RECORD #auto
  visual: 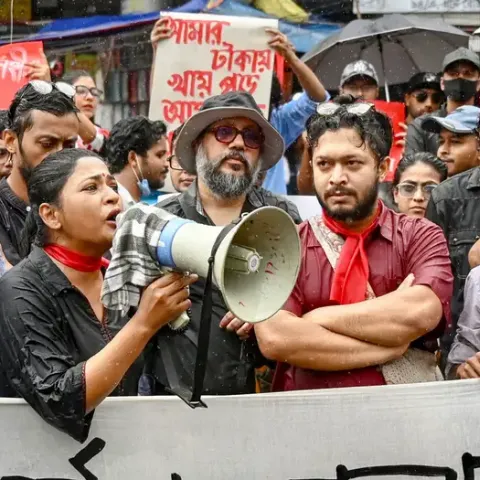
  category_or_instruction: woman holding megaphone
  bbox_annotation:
[0,149,197,442]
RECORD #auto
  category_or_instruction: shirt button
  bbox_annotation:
[26,206,31,212]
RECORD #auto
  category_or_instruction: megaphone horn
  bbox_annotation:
[157,206,301,324]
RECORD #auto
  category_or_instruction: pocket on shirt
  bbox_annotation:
[449,231,479,280]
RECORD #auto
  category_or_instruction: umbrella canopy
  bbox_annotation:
[302,14,470,90]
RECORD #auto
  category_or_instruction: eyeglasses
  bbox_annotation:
[75,85,103,98]
[413,91,443,104]
[168,154,183,171]
[208,125,265,150]
[396,183,438,198]
[0,148,8,159]
[316,102,375,116]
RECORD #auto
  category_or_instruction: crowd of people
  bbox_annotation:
[0,18,478,442]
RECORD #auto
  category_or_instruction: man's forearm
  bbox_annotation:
[255,311,407,371]
[287,55,327,102]
[305,286,442,348]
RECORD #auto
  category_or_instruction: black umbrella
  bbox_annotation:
[302,14,470,99]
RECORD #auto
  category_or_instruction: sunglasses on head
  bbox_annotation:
[208,125,265,150]
[9,81,76,124]
[413,91,443,104]
[316,102,375,116]
[75,85,103,98]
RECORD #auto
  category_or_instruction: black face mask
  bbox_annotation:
[443,78,478,103]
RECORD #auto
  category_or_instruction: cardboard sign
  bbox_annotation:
[149,12,278,133]
[0,381,480,479]
[374,100,406,182]
[0,41,45,109]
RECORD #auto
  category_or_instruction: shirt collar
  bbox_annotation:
[29,246,73,296]
[466,167,480,190]
[178,180,259,224]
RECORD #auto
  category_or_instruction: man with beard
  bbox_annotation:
[254,95,453,391]
[0,111,13,180]
[150,92,301,397]
[105,116,169,209]
[405,48,480,156]
[0,82,79,266]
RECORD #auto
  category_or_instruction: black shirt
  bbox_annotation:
[0,178,29,266]
[426,167,480,363]
[0,247,143,442]
[152,183,301,396]
[405,105,447,156]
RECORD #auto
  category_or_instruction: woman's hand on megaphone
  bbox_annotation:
[220,312,253,341]
[136,272,198,333]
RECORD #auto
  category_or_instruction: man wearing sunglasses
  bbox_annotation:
[254,95,453,391]
[0,81,79,266]
[406,48,480,156]
[404,73,443,125]
[151,91,301,397]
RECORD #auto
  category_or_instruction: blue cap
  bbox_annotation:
[422,106,480,134]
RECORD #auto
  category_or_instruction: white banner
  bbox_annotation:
[1,381,480,479]
[149,12,278,133]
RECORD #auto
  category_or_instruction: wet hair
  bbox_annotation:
[392,152,448,187]
[61,70,93,86]
[20,149,102,257]
[270,72,283,112]
[0,110,8,134]
[105,116,167,174]
[306,94,393,164]
[8,83,78,141]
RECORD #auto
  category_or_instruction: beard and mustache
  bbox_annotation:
[196,144,261,199]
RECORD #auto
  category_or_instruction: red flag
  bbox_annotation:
[0,41,45,109]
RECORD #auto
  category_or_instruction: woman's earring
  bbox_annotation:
[6,153,13,168]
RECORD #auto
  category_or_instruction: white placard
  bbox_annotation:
[149,12,278,133]
[1,381,480,479]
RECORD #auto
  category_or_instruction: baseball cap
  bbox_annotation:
[340,60,379,87]
[422,105,480,134]
[443,47,480,72]
[406,72,441,93]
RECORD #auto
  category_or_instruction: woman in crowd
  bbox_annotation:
[392,152,448,218]
[62,70,109,154]
[0,149,196,442]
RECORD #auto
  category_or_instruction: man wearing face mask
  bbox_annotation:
[405,48,480,156]
[105,117,169,209]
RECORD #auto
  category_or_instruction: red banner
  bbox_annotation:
[0,41,45,109]
[374,100,406,182]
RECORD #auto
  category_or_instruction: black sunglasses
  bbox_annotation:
[413,91,443,104]
[208,125,265,150]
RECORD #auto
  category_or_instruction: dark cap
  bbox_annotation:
[443,47,480,71]
[406,72,441,93]
[175,92,285,174]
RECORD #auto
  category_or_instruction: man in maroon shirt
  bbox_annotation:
[255,96,453,391]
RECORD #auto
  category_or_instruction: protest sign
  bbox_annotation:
[374,100,406,182]
[0,41,45,109]
[149,12,278,134]
[1,381,479,479]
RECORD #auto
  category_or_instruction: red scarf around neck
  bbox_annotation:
[323,203,382,305]
[44,244,110,272]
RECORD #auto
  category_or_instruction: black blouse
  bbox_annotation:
[0,246,143,442]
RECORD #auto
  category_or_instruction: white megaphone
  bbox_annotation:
[156,206,301,326]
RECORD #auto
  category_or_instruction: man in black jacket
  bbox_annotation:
[405,48,480,156]
[151,92,301,397]
[425,107,480,370]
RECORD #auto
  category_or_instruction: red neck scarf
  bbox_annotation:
[44,244,110,272]
[323,203,382,305]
